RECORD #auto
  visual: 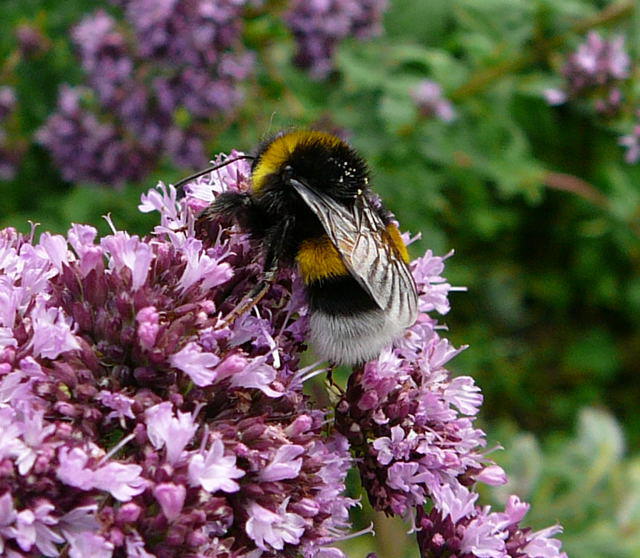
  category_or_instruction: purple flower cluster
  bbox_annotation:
[619,111,640,164]
[411,80,456,122]
[544,31,630,115]
[285,0,388,79]
[416,496,567,557]
[335,249,497,517]
[15,24,49,59]
[36,86,152,184]
[0,86,21,180]
[0,152,567,556]
[334,245,567,556]
[38,2,253,186]
[120,0,254,120]
[0,157,354,556]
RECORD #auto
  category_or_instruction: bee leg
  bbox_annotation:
[202,192,254,225]
[326,362,345,396]
[221,269,277,326]
[326,363,336,386]
[221,217,291,326]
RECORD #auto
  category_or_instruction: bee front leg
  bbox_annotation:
[221,218,292,326]
[221,271,277,326]
[202,192,254,224]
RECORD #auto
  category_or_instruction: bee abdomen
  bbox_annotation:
[306,276,405,365]
[306,275,378,315]
[308,307,405,365]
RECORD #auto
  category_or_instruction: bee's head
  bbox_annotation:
[251,130,369,199]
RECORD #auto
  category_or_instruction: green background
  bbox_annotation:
[1,1,639,555]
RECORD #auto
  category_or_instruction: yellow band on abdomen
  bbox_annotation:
[297,235,348,283]
[297,224,409,284]
[385,223,410,263]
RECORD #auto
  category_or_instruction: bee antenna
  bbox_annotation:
[173,155,255,195]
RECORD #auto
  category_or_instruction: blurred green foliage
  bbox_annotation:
[1,0,639,555]
[489,408,640,558]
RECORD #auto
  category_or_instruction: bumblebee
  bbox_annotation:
[180,130,418,365]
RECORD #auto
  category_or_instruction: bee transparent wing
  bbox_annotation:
[290,179,418,328]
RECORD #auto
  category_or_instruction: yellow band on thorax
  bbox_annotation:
[252,130,343,192]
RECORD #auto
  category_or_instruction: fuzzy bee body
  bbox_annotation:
[199,130,418,365]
